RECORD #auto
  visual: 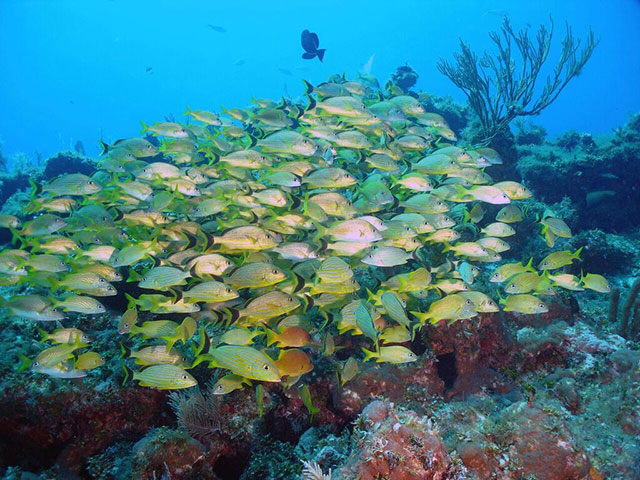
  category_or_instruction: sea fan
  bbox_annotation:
[300,460,332,480]
[168,387,220,441]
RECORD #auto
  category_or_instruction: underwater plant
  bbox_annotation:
[438,17,599,143]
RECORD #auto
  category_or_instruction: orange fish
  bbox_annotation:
[265,326,311,348]
[275,349,313,377]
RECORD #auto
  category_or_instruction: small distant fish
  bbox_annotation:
[207,24,227,33]
[483,9,508,17]
[278,68,293,76]
[361,53,375,75]
[145,67,153,74]
[235,59,246,66]
[301,29,325,62]
[74,140,85,155]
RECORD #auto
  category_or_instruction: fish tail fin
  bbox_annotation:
[17,354,33,373]
[121,363,133,386]
[98,139,110,155]
[119,342,131,360]
[453,185,469,201]
[365,288,378,305]
[193,327,210,357]
[441,242,452,253]
[125,294,138,309]
[462,208,472,224]
[140,120,150,134]
[318,310,333,331]
[524,257,534,270]
[161,335,178,353]
[38,328,49,343]
[311,221,327,245]
[410,310,429,323]
[292,272,306,293]
[573,246,583,261]
[9,227,26,250]
[497,290,506,306]
[128,323,140,337]
[184,105,191,116]
[361,347,377,362]
[301,293,314,312]
[29,178,43,201]
[316,49,326,62]
[221,307,240,327]
[302,79,314,95]
[127,269,142,283]
[265,328,278,346]
[191,352,214,369]
[304,91,316,113]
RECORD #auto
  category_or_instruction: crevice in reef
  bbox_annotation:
[436,352,458,390]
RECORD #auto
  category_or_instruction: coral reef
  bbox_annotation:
[517,113,640,234]
[0,68,638,480]
[0,150,96,214]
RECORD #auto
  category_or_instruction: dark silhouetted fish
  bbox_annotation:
[301,29,325,62]
[146,67,153,74]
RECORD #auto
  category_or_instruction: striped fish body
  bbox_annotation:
[213,226,278,251]
[133,365,197,389]
[183,281,238,303]
[381,291,411,327]
[131,345,188,367]
[210,345,281,382]
[226,262,287,289]
[138,266,190,290]
[316,257,353,283]
[239,291,301,323]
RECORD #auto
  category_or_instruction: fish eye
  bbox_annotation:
[142,277,147,282]
[182,375,188,380]
[82,334,88,340]
[465,299,472,305]
[226,288,233,293]
[33,361,39,367]
[107,286,115,292]
[510,284,516,289]
[539,303,545,308]
[226,261,233,265]
[99,278,105,283]
[263,364,270,370]
[216,384,223,390]
[272,269,278,274]
[123,323,129,328]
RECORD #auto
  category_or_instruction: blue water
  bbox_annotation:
[1,0,639,160]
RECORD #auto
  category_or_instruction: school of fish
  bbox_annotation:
[0,74,610,392]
